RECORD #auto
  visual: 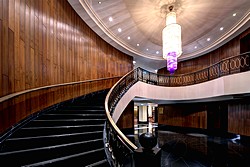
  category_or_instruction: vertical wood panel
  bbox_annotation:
[0,0,3,20]
[2,17,8,97]
[34,2,39,87]
[2,0,9,96]
[8,29,14,93]
[14,0,20,92]
[19,39,25,91]
[19,0,25,41]
[0,0,2,99]
[8,0,15,31]
[0,20,2,94]
[228,100,250,136]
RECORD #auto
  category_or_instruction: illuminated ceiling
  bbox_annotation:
[68,0,250,72]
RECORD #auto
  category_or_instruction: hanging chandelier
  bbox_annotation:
[162,6,182,74]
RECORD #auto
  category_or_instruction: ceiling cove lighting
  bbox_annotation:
[162,6,182,74]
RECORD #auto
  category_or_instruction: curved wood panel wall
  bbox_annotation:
[0,0,132,134]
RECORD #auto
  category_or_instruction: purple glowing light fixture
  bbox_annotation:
[162,6,182,74]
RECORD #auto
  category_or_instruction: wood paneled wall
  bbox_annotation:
[158,100,250,137]
[117,101,134,129]
[228,100,250,136]
[0,0,133,97]
[0,0,133,134]
[158,27,250,75]
[158,104,207,129]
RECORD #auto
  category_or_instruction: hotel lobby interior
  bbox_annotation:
[0,0,250,166]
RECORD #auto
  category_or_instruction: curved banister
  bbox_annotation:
[0,76,122,103]
[104,52,250,166]
[196,52,250,74]
[105,70,138,150]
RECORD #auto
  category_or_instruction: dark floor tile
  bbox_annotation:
[131,123,250,167]
[170,158,189,167]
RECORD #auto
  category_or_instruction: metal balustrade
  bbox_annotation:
[104,52,250,167]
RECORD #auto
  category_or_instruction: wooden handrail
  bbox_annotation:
[105,70,138,150]
[0,76,122,103]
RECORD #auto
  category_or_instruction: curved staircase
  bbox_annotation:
[0,90,110,167]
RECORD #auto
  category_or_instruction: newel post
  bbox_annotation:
[134,133,161,167]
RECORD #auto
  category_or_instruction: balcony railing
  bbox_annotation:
[104,52,250,167]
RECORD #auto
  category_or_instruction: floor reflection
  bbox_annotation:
[125,123,250,167]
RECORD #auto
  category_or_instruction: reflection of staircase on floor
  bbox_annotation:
[0,90,110,167]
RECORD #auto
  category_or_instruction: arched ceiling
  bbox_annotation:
[68,0,250,72]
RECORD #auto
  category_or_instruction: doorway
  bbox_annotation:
[207,102,228,136]
[134,104,158,124]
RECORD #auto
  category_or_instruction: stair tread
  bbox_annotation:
[85,159,110,167]
[2,132,104,152]
[23,120,106,127]
[7,131,103,141]
[0,138,103,155]
[22,148,106,167]
[23,124,104,129]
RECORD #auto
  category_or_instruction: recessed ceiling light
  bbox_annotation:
[118,28,122,32]
[98,1,101,4]
[220,27,224,31]
[137,43,140,46]
[133,61,136,64]
[233,13,237,17]
[207,38,210,41]
[127,36,131,40]
[109,17,113,22]
[194,46,197,49]
[156,51,159,54]
[146,48,149,51]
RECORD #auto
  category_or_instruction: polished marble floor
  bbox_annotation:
[125,123,250,167]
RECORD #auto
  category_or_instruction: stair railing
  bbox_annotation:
[104,52,250,167]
